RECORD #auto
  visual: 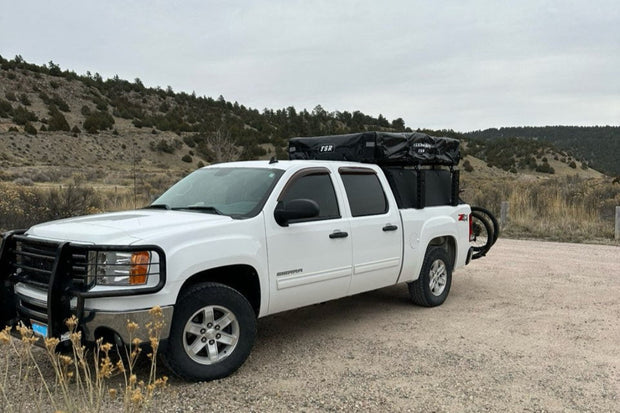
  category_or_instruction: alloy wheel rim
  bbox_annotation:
[183,305,240,365]
[428,259,447,296]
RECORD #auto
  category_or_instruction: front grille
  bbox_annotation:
[10,237,90,289]
[13,238,59,287]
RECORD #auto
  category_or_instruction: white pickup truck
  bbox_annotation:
[0,133,475,381]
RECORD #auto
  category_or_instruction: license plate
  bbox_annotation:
[31,321,48,338]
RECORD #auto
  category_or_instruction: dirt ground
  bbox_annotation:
[3,239,618,412]
[146,238,618,412]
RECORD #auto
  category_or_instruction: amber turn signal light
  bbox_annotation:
[130,251,150,285]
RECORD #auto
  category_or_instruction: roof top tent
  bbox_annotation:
[288,131,462,209]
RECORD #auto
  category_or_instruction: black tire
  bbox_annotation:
[470,206,499,245]
[470,211,493,259]
[161,282,256,381]
[408,247,452,307]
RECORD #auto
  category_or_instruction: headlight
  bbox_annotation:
[87,250,154,286]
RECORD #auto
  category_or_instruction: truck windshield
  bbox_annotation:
[150,167,284,218]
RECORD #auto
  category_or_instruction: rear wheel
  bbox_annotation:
[161,282,256,381]
[408,247,452,307]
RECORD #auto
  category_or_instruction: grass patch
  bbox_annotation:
[462,175,620,243]
[0,307,168,412]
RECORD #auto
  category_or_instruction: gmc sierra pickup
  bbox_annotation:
[0,132,476,381]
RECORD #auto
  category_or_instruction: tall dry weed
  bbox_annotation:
[0,308,168,413]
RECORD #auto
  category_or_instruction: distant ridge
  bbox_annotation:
[465,126,620,176]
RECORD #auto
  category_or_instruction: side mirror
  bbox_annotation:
[274,199,320,227]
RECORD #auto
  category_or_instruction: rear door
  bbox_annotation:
[338,167,403,295]
[265,167,353,314]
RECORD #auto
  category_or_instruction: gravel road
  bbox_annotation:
[3,239,619,412]
[154,239,619,412]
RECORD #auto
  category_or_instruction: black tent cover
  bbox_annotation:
[288,131,460,166]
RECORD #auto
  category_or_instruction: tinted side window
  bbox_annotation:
[341,173,388,217]
[281,173,340,221]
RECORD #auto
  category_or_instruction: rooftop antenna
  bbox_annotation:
[269,156,278,164]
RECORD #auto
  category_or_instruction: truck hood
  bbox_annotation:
[26,209,232,245]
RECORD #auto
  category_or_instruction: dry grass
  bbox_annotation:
[0,307,167,413]
[0,181,153,231]
[2,170,619,244]
[462,175,620,243]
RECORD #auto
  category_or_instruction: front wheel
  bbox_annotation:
[161,282,256,381]
[408,247,452,307]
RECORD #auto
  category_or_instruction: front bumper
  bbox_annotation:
[1,230,169,345]
[81,306,173,343]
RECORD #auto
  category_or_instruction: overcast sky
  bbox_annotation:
[1,0,618,131]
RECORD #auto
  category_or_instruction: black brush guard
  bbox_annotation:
[0,231,166,341]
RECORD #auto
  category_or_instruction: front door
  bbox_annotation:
[265,168,352,314]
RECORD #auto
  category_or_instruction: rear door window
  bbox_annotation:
[340,170,388,217]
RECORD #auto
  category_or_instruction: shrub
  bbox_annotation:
[5,91,16,101]
[181,154,192,163]
[535,161,555,174]
[47,105,70,131]
[239,144,267,160]
[150,138,181,154]
[12,105,38,125]
[13,177,34,186]
[183,135,196,147]
[24,122,37,135]
[569,161,577,169]
[0,98,12,117]
[197,161,205,168]
[462,159,474,172]
[81,105,91,116]
[51,94,70,112]
[93,97,108,110]
[83,110,115,133]
[71,125,81,134]
[19,93,31,106]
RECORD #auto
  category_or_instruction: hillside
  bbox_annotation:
[0,55,408,158]
[0,55,614,180]
[465,126,620,176]
[1,55,619,243]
